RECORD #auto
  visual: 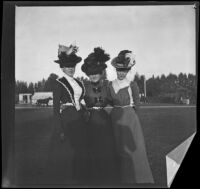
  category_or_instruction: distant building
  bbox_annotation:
[139,93,147,103]
[18,93,32,104]
[180,97,190,105]
[31,92,53,106]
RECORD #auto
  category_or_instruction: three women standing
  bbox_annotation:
[50,43,154,185]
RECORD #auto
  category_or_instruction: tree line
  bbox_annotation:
[15,73,59,95]
[134,72,197,104]
[15,72,197,104]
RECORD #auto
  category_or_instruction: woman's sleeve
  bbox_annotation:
[105,81,114,106]
[131,81,140,112]
[82,82,91,107]
[53,80,63,133]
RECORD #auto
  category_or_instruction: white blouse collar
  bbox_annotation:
[112,78,131,94]
[63,73,74,81]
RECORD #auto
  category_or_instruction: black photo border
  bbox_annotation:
[1,1,199,188]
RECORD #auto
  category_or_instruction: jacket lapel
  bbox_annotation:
[56,77,75,104]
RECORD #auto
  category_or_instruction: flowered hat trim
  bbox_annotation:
[54,43,82,67]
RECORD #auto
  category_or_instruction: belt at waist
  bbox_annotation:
[88,106,104,110]
[114,104,135,108]
[60,103,75,113]
[61,102,74,106]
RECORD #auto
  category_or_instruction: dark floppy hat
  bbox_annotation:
[111,50,136,69]
[81,47,110,76]
[54,44,82,67]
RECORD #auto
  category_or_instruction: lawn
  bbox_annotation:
[13,106,196,187]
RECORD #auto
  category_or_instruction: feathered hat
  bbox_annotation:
[54,43,82,68]
[111,50,136,69]
[81,47,110,76]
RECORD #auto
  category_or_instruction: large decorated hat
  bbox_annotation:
[81,47,110,76]
[54,43,82,68]
[111,50,136,69]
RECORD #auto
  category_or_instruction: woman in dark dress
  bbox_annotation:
[108,50,154,184]
[46,44,88,184]
[81,47,120,184]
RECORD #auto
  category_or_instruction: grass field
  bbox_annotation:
[13,105,196,187]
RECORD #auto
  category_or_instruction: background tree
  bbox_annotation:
[15,72,197,104]
[37,81,43,92]
[134,72,142,93]
[27,82,34,94]
[15,81,28,94]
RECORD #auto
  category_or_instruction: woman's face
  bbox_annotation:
[117,70,129,80]
[62,67,76,77]
[89,74,102,83]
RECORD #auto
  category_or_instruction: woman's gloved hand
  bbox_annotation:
[80,104,91,122]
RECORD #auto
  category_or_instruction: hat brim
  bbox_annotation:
[54,56,82,66]
[81,64,107,76]
[111,57,135,68]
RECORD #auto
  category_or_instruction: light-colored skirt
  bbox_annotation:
[110,106,154,184]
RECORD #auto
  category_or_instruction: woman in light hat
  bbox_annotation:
[81,47,120,184]
[46,43,88,184]
[109,50,154,184]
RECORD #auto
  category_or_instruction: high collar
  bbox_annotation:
[116,78,130,86]
[90,79,103,87]
[63,73,74,81]
[112,77,131,94]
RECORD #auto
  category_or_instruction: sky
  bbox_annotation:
[15,5,196,83]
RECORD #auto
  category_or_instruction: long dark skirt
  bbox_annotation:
[45,107,89,185]
[87,109,120,184]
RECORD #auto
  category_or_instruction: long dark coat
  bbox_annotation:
[46,76,89,184]
[83,80,120,184]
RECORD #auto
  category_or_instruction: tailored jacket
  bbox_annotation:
[53,77,85,133]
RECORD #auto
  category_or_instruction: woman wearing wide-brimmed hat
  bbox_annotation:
[81,47,120,184]
[46,43,88,184]
[109,50,154,184]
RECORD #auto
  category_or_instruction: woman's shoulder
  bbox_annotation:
[52,77,63,92]
[130,80,140,95]
[81,79,91,89]
[54,76,67,85]
[130,80,139,88]
[103,80,114,92]
[54,76,63,83]
[106,79,114,87]
[101,79,111,87]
